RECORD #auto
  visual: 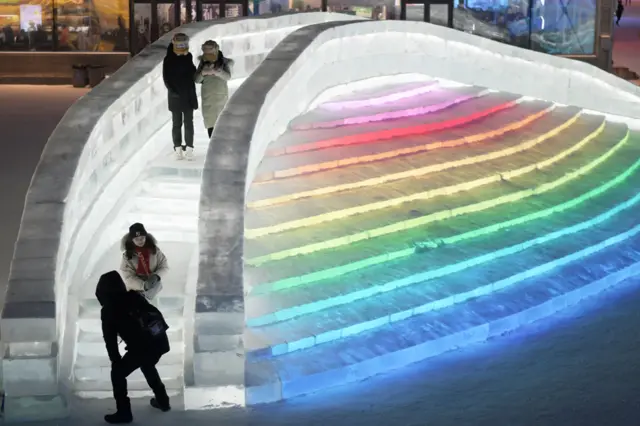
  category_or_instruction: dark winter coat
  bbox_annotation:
[162,43,198,113]
[96,270,170,363]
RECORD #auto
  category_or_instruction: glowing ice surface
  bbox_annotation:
[242,75,640,404]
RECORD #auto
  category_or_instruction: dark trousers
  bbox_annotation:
[111,351,167,408]
[207,127,214,138]
[171,110,194,148]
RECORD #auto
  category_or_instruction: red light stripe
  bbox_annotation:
[265,100,518,157]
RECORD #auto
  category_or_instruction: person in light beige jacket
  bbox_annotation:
[194,40,233,138]
[119,223,168,299]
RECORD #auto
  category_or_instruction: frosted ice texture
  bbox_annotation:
[7,11,640,420]
[208,19,640,404]
[0,12,363,421]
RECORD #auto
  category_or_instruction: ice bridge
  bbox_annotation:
[3,11,640,422]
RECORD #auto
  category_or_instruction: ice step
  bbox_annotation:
[246,200,640,357]
[74,363,183,391]
[148,162,204,180]
[78,315,185,334]
[147,228,197,243]
[245,237,640,404]
[141,179,200,200]
[127,213,197,232]
[76,329,184,358]
[80,296,187,316]
[75,351,184,369]
[132,196,199,216]
[76,388,183,400]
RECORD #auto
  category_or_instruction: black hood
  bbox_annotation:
[96,270,127,306]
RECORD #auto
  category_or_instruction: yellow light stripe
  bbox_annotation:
[248,107,576,208]
[245,119,605,239]
[245,125,627,266]
[252,105,555,184]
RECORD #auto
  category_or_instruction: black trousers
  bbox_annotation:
[171,110,194,148]
[111,351,167,408]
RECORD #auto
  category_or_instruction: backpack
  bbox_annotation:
[128,295,169,339]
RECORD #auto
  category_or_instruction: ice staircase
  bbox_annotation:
[71,106,212,398]
[242,77,640,402]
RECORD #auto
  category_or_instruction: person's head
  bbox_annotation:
[201,40,219,62]
[95,270,127,307]
[122,223,158,259]
[129,222,147,247]
[172,32,189,55]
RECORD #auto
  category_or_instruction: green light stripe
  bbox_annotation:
[248,130,633,293]
[247,128,629,269]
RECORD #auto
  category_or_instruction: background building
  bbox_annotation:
[0,0,613,83]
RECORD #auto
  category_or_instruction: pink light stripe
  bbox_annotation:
[320,81,440,111]
[293,91,488,131]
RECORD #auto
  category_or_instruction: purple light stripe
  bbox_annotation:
[319,81,441,111]
[293,91,489,131]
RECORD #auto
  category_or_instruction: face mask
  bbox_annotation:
[173,41,189,55]
[133,236,146,247]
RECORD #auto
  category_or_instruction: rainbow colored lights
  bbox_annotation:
[243,78,640,403]
[265,98,519,156]
[291,89,491,130]
[319,80,439,111]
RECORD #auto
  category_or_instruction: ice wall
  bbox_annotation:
[0,12,363,423]
[202,19,640,403]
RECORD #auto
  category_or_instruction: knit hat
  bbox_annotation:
[172,33,189,55]
[129,223,147,238]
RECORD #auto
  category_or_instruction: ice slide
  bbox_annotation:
[4,14,640,422]
[207,20,640,404]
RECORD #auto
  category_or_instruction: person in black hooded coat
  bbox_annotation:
[162,32,198,160]
[96,270,171,424]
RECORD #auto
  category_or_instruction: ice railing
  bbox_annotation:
[200,18,640,404]
[0,12,363,421]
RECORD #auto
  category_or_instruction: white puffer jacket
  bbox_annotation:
[119,233,169,292]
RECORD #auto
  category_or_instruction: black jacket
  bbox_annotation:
[162,43,198,113]
[96,271,170,363]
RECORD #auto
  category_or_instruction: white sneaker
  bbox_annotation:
[174,147,183,160]
[185,146,194,161]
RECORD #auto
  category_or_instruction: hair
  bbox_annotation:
[121,232,158,260]
[199,49,226,68]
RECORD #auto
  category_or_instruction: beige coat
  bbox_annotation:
[195,56,233,128]
[119,234,169,292]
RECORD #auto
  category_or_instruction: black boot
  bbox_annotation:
[104,399,133,424]
[150,395,171,412]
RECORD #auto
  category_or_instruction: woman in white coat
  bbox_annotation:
[120,222,168,300]
[194,40,234,138]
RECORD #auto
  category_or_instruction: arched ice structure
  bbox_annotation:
[3,12,640,422]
